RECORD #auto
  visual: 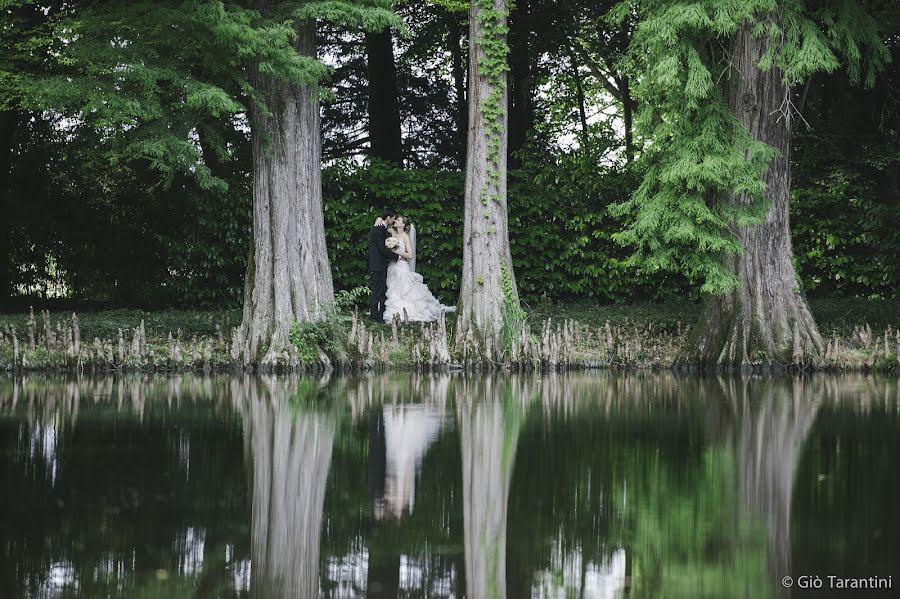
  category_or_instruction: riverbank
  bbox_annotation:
[1,299,898,373]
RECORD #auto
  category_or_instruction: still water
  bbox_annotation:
[1,374,898,598]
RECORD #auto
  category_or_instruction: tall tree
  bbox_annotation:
[507,0,533,168]
[0,111,14,306]
[234,2,398,367]
[613,0,890,367]
[366,27,404,164]
[232,15,335,366]
[449,14,469,167]
[19,0,397,362]
[1,0,54,307]
[455,0,524,359]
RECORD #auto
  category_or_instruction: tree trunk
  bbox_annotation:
[455,0,521,359]
[569,53,590,148]
[620,76,634,163]
[691,21,823,368]
[507,0,532,169]
[365,28,403,165]
[232,19,334,367]
[450,18,469,168]
[0,111,15,307]
[242,380,334,598]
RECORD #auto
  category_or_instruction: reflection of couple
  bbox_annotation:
[367,209,452,324]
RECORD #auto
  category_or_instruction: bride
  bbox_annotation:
[383,216,452,323]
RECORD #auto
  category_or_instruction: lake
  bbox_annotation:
[1,373,897,598]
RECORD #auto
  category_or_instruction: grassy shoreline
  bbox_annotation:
[1,298,898,373]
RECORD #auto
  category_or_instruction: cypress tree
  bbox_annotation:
[612,0,891,367]
[455,0,525,361]
[19,0,398,366]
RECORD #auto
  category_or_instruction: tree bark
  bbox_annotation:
[691,21,823,368]
[0,111,15,307]
[450,17,469,168]
[455,0,521,358]
[507,0,532,169]
[569,52,590,148]
[233,19,334,367]
[619,75,634,163]
[365,28,403,165]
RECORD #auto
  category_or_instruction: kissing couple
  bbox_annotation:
[368,209,454,324]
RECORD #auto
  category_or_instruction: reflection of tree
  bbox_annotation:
[730,378,821,583]
[458,378,524,599]
[240,377,335,599]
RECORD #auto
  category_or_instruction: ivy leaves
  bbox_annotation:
[611,0,891,294]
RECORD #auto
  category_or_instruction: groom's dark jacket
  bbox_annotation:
[368,224,399,271]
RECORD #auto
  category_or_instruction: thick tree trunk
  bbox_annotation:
[450,18,469,168]
[692,22,823,368]
[459,397,520,599]
[507,0,532,169]
[233,19,334,367]
[365,28,403,165]
[0,111,15,307]
[455,0,521,358]
[242,380,334,598]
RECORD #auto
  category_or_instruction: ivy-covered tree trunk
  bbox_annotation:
[366,28,403,165]
[693,22,823,368]
[0,111,15,307]
[455,0,521,360]
[232,19,334,367]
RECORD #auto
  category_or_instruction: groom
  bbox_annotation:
[369,209,400,323]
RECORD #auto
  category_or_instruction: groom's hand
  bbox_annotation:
[374,217,384,227]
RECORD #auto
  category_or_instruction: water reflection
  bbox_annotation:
[375,404,444,520]
[730,379,821,587]
[237,377,335,598]
[1,373,898,598]
[458,378,524,599]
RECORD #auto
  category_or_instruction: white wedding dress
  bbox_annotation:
[383,240,448,323]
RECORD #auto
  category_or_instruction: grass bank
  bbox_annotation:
[1,298,898,373]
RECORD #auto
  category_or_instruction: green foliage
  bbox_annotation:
[288,286,369,363]
[498,260,528,356]
[13,0,401,191]
[334,285,371,311]
[323,159,686,305]
[290,317,341,362]
[612,0,891,294]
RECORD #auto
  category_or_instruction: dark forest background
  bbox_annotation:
[2,0,898,310]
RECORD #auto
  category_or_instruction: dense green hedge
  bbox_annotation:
[323,159,689,306]
[8,157,898,309]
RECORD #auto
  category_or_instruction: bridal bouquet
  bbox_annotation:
[385,237,399,249]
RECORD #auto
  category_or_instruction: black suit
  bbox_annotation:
[369,224,399,322]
